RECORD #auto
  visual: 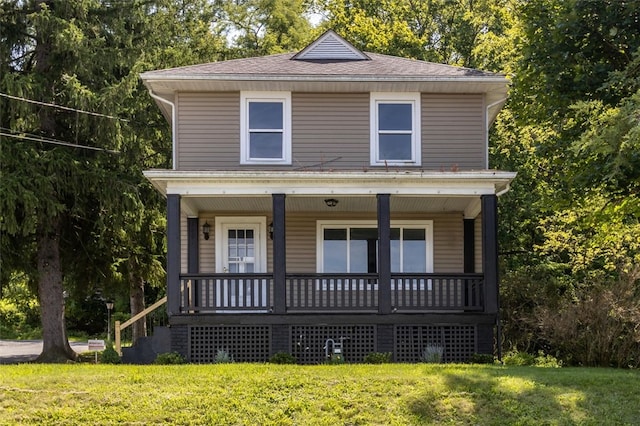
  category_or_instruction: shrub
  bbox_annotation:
[469,353,495,364]
[421,344,443,363]
[100,342,121,364]
[214,349,234,363]
[154,352,186,364]
[503,350,561,368]
[269,352,297,364]
[363,352,392,364]
[0,274,41,339]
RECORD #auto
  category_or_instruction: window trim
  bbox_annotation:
[240,91,292,165]
[316,220,433,273]
[370,92,421,166]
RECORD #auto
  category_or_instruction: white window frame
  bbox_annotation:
[370,92,421,166]
[240,91,292,165]
[316,220,433,273]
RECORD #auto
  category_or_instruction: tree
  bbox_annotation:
[320,0,518,69]
[0,0,225,361]
[491,0,640,362]
[216,0,314,56]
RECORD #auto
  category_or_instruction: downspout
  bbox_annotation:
[485,97,508,170]
[486,97,508,363]
[149,90,177,170]
[496,182,511,197]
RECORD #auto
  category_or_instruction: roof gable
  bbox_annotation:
[292,30,369,61]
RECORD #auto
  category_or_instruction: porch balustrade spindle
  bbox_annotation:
[179,273,482,312]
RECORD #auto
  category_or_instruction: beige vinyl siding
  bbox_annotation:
[177,92,240,170]
[291,93,369,169]
[422,94,485,170]
[475,213,483,273]
[176,92,487,171]
[199,214,216,273]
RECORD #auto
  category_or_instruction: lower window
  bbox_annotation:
[317,220,433,273]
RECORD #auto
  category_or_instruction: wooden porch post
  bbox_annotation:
[272,193,286,314]
[463,218,475,274]
[187,218,199,273]
[377,194,391,314]
[167,194,181,316]
[481,195,498,314]
[187,217,199,307]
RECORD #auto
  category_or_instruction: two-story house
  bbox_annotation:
[141,30,515,363]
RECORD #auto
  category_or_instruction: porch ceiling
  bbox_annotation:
[181,195,479,216]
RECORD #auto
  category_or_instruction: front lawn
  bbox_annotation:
[1,364,638,425]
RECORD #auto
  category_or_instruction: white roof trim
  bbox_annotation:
[292,30,369,61]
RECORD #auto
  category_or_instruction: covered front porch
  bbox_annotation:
[145,170,515,319]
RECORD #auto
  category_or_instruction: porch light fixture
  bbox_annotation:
[268,222,274,240]
[324,198,339,208]
[202,221,210,240]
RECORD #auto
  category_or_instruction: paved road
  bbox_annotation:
[0,340,90,364]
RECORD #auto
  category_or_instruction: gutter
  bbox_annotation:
[485,97,508,169]
[148,90,177,170]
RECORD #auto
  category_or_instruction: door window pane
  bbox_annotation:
[403,228,426,272]
[350,228,377,273]
[323,229,347,273]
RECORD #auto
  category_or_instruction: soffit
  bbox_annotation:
[182,195,476,216]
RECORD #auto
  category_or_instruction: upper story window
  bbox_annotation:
[370,92,421,166]
[240,91,291,164]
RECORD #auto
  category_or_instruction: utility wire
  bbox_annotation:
[0,92,129,122]
[0,129,120,154]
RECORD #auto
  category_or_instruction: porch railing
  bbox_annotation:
[180,273,273,313]
[178,273,484,313]
[286,273,378,312]
[391,274,484,312]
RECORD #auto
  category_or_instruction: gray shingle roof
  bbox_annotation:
[141,52,499,80]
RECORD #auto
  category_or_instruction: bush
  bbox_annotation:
[269,352,297,364]
[214,349,234,363]
[363,352,392,364]
[154,352,186,364]
[503,350,561,368]
[0,274,41,339]
[469,353,495,364]
[100,342,121,364]
[421,344,443,363]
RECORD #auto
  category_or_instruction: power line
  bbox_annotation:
[0,130,120,154]
[0,92,129,122]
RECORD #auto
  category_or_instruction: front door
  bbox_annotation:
[215,217,268,311]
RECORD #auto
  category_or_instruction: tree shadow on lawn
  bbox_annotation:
[404,366,635,425]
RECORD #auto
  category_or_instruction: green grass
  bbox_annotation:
[1,364,639,425]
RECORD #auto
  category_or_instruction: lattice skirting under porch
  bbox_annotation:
[190,325,271,363]
[290,325,376,364]
[394,325,477,363]
[185,324,479,363]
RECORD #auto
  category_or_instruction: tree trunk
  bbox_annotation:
[35,218,77,362]
[129,263,147,344]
